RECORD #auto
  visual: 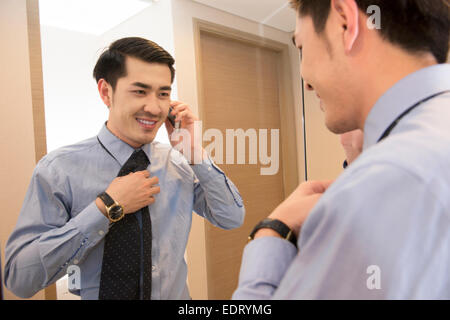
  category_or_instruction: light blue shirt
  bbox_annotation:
[4,124,245,299]
[233,64,450,299]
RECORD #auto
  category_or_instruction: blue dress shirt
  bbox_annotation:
[233,64,450,299]
[4,124,245,299]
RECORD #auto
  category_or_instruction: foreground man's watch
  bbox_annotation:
[248,218,298,248]
[97,192,125,222]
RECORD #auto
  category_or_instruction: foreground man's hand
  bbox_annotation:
[255,180,333,239]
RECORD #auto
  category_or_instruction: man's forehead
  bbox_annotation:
[122,56,171,84]
[125,56,169,72]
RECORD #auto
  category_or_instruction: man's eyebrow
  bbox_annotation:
[131,82,150,89]
[131,82,172,91]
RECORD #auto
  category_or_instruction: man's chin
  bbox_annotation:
[137,125,162,144]
[128,132,157,147]
[325,117,351,135]
[139,135,156,145]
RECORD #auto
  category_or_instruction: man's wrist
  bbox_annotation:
[253,228,284,240]
[249,218,298,248]
[95,197,108,217]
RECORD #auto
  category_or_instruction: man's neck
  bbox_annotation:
[105,121,145,149]
[357,45,437,129]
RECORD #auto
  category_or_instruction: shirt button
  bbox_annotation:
[98,230,105,236]
[208,167,212,172]
[73,259,79,265]
[152,265,156,271]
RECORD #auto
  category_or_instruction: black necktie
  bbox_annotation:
[99,149,152,300]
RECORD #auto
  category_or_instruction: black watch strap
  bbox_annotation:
[97,192,115,207]
[249,218,297,248]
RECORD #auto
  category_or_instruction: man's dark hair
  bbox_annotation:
[93,37,175,89]
[290,0,450,63]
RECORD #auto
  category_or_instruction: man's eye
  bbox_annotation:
[134,90,146,95]
[159,92,170,98]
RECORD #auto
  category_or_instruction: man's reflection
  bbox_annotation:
[3,37,244,300]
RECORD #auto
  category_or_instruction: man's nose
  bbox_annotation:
[143,93,162,115]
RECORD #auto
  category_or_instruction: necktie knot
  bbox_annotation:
[118,149,150,177]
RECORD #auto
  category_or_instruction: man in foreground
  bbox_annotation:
[234,0,450,299]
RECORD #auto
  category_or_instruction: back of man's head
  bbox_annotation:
[290,0,450,63]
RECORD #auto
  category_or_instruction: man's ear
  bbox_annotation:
[331,0,360,54]
[97,79,113,108]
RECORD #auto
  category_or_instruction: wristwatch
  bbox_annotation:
[97,192,124,222]
[248,218,298,248]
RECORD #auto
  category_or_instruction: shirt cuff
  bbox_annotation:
[189,155,221,178]
[71,201,110,245]
[190,156,244,208]
[236,236,297,293]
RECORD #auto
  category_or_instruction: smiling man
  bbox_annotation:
[234,0,450,299]
[4,37,245,300]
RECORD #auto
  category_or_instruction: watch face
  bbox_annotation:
[109,205,124,220]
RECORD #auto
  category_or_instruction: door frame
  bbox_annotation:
[186,18,300,299]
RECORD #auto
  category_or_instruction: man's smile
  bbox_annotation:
[136,118,158,130]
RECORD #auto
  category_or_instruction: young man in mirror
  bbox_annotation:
[4,37,244,300]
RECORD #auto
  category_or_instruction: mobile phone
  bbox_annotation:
[167,107,177,127]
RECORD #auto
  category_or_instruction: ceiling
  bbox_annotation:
[191,0,296,33]
[38,0,296,36]
[39,0,154,36]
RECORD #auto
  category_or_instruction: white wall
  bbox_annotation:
[41,0,177,153]
[41,26,102,151]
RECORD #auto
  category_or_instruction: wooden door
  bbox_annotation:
[198,30,291,299]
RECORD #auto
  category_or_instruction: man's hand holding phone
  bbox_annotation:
[167,106,179,129]
[165,101,206,164]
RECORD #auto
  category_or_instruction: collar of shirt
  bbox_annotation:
[97,123,152,167]
[363,64,450,151]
